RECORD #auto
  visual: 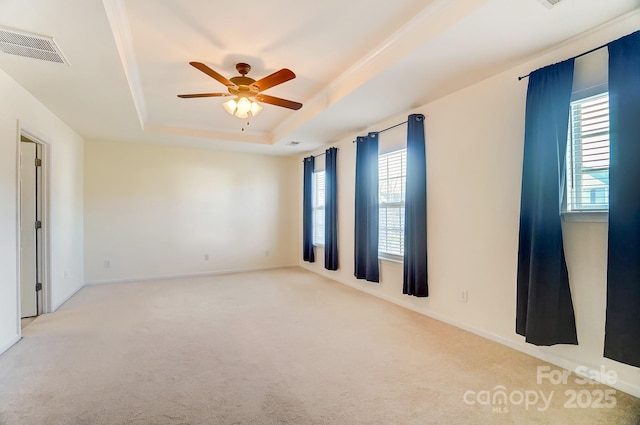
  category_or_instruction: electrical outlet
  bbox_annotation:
[204,254,209,261]
[265,250,270,257]
[64,271,69,279]
[104,260,111,268]
[460,290,468,303]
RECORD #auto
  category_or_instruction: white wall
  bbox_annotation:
[299,16,640,396]
[84,140,299,283]
[0,68,84,355]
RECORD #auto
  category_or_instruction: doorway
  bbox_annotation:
[19,135,46,320]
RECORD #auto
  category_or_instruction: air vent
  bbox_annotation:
[0,27,69,65]
[536,0,564,8]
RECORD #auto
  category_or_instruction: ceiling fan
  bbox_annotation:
[178,62,303,119]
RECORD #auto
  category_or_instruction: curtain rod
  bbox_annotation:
[517,41,609,81]
[351,120,408,143]
[303,147,338,161]
[378,120,408,134]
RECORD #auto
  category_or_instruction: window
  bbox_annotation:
[379,149,406,257]
[313,170,325,245]
[566,92,610,212]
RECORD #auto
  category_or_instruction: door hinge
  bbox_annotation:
[35,158,42,167]
[35,282,42,291]
[35,220,42,229]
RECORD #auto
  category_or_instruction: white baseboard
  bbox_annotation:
[305,266,640,399]
[84,264,298,286]
[52,282,85,311]
[0,335,21,357]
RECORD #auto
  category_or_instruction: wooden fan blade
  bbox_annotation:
[189,62,235,87]
[177,93,231,98]
[251,69,295,91]
[255,94,302,110]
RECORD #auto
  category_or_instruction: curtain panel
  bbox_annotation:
[516,59,578,346]
[403,114,428,297]
[324,147,339,271]
[354,133,380,282]
[604,30,640,367]
[302,156,315,263]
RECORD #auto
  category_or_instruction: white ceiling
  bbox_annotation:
[0,0,638,155]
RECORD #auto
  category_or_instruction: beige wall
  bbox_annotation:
[299,16,640,396]
[84,140,299,283]
[0,68,84,354]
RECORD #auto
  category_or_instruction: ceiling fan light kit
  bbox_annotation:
[178,61,302,121]
[222,96,263,118]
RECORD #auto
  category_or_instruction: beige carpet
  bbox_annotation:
[0,267,638,425]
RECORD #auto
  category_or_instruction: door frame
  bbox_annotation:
[16,126,51,332]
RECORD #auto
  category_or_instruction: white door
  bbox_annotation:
[20,141,38,318]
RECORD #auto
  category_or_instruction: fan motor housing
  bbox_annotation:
[229,76,259,97]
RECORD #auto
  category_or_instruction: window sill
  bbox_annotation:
[379,253,403,264]
[562,211,608,223]
[313,243,325,248]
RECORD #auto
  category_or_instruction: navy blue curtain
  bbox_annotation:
[403,114,428,297]
[302,156,315,263]
[604,30,640,367]
[516,59,578,346]
[325,147,339,271]
[354,133,379,282]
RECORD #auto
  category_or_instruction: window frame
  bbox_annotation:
[562,90,609,223]
[378,148,407,261]
[312,169,325,246]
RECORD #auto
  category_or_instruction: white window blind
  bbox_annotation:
[313,170,325,245]
[566,92,610,212]
[379,149,406,257]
